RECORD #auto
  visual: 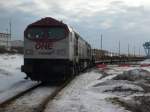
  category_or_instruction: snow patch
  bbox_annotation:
[140,59,150,64]
[88,68,150,112]
[0,54,35,94]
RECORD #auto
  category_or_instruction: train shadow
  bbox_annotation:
[40,81,65,87]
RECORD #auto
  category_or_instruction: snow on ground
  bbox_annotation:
[44,69,131,112]
[140,59,150,64]
[0,54,35,94]
[45,60,150,112]
[1,56,150,112]
[89,66,150,112]
[0,86,58,112]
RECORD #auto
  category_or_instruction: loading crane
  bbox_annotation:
[143,42,150,58]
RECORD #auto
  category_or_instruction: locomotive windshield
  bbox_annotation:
[26,28,44,39]
[26,27,66,40]
[47,27,66,39]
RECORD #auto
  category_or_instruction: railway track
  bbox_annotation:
[0,80,40,106]
[0,77,73,112]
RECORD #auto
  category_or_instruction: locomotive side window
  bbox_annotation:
[47,27,65,39]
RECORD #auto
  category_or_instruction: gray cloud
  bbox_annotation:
[0,0,149,55]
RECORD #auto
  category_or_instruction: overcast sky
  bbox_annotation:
[0,0,150,55]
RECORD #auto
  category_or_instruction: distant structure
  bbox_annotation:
[10,40,23,47]
[0,32,23,49]
[10,40,24,53]
[0,33,11,48]
[92,49,109,61]
[143,42,150,58]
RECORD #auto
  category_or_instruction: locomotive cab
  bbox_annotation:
[22,18,71,81]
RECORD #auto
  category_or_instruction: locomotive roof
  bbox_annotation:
[27,17,67,27]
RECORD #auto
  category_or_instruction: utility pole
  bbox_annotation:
[128,43,130,56]
[139,47,140,56]
[100,34,102,50]
[7,19,12,49]
[133,46,135,57]
[9,19,11,45]
[6,29,8,48]
[119,40,120,56]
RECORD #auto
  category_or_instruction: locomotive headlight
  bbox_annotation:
[25,49,33,55]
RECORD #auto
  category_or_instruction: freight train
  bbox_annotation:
[92,49,145,64]
[21,17,145,82]
[21,17,92,82]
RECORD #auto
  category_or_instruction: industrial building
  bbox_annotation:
[0,33,11,48]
